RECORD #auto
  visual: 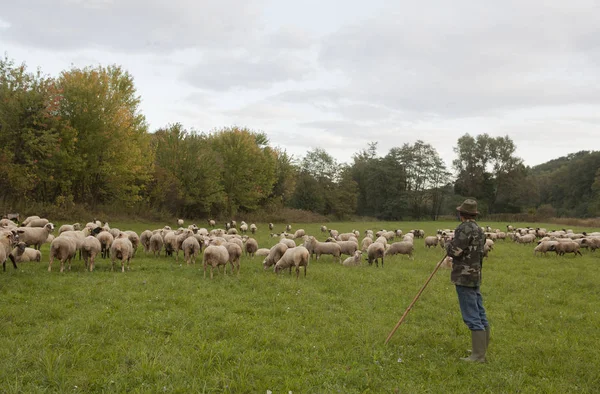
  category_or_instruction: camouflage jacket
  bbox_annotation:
[446,220,485,287]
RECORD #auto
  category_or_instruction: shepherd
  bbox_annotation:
[447,198,490,363]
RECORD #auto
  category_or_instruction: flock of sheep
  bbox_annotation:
[0,216,597,278]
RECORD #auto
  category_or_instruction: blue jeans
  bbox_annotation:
[456,285,489,331]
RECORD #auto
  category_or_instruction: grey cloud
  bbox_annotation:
[0,0,266,52]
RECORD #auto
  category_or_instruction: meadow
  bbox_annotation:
[0,220,599,393]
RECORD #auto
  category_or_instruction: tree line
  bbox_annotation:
[1,56,598,220]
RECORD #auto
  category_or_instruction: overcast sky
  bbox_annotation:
[1,0,599,170]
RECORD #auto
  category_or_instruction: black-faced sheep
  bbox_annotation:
[274,246,309,278]
[203,245,230,279]
[11,242,41,263]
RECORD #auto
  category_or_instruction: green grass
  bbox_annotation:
[1,220,599,393]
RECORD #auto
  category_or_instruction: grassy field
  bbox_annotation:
[1,220,599,393]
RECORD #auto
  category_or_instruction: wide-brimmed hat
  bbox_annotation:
[456,199,479,215]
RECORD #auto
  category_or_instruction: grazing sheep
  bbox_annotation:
[239,223,248,233]
[203,245,230,279]
[263,243,289,269]
[140,230,153,253]
[244,237,259,257]
[123,231,140,257]
[26,218,50,228]
[320,225,327,233]
[16,223,54,250]
[182,236,201,265]
[361,237,373,251]
[109,228,121,240]
[384,241,414,259]
[110,237,134,272]
[48,236,77,273]
[303,236,341,263]
[367,242,385,267]
[58,223,81,234]
[255,248,270,257]
[175,229,194,262]
[274,246,310,278]
[331,240,359,256]
[286,224,292,232]
[424,236,439,248]
[375,236,387,246]
[548,241,582,256]
[250,224,257,234]
[11,242,42,263]
[342,250,363,267]
[293,229,306,239]
[81,236,102,271]
[163,231,177,257]
[279,238,296,249]
[224,242,242,274]
[96,231,114,259]
[177,218,184,227]
[269,223,274,230]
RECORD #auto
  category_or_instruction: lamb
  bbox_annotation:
[182,236,201,265]
[303,236,341,263]
[534,241,559,256]
[224,242,242,275]
[11,242,42,263]
[244,237,259,257]
[149,232,164,257]
[140,230,153,253]
[342,250,363,267]
[58,223,81,234]
[110,237,134,272]
[293,229,306,239]
[48,236,77,273]
[0,231,18,271]
[384,241,414,259]
[81,236,102,271]
[255,248,270,257]
[263,243,289,269]
[424,236,439,248]
[548,241,582,256]
[16,223,54,250]
[367,242,385,267]
[274,246,309,278]
[203,245,230,279]
[96,230,114,259]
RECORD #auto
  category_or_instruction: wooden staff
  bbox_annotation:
[384,254,447,345]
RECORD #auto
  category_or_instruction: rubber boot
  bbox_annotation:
[485,326,491,350]
[461,330,487,363]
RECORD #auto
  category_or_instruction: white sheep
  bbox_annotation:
[182,236,201,265]
[293,229,306,239]
[149,232,164,257]
[384,241,414,259]
[320,225,327,233]
[263,243,288,269]
[224,242,242,275]
[0,231,18,271]
[21,215,41,227]
[342,250,363,267]
[140,230,153,253]
[329,240,358,256]
[367,242,385,267]
[48,236,77,272]
[303,236,341,263]
[177,218,184,227]
[548,241,582,256]
[286,224,292,232]
[96,230,114,259]
[244,237,259,257]
[203,245,230,279]
[110,237,134,272]
[58,223,81,234]
[279,238,296,249]
[11,242,42,263]
[274,246,310,278]
[208,219,216,228]
[82,236,102,271]
[250,223,257,234]
[269,223,274,230]
[255,248,270,257]
[534,241,559,256]
[16,223,54,250]
[240,223,248,233]
[424,236,439,248]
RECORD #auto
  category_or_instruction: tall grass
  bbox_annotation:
[0,220,598,392]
